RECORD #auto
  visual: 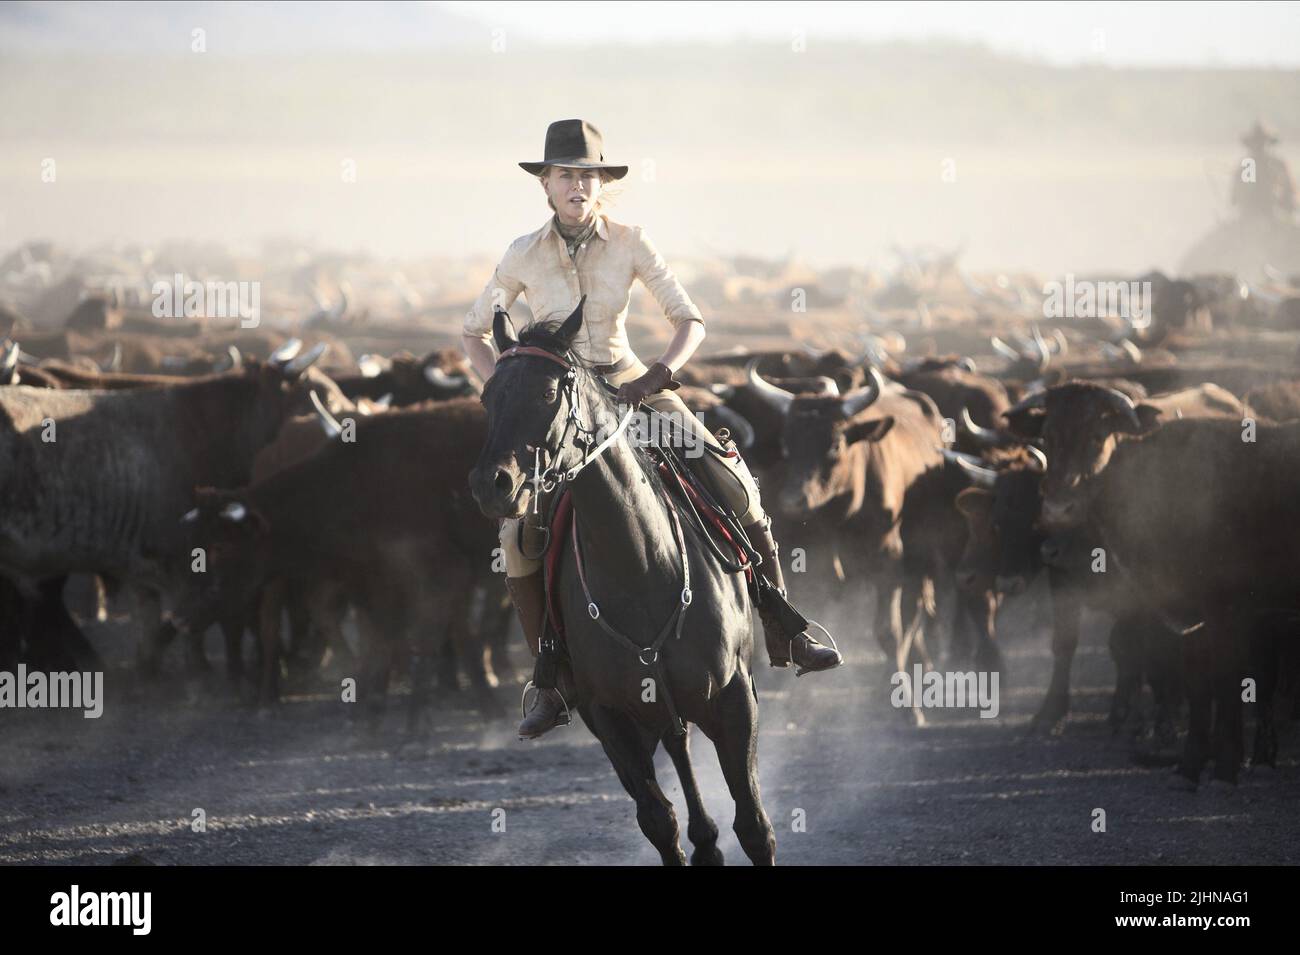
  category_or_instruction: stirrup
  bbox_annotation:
[793,619,842,677]
[520,680,572,727]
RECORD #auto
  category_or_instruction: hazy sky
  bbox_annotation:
[2,1,1297,274]
[439,0,1300,67]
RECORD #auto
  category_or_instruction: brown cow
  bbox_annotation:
[1015,382,1294,784]
[173,399,499,727]
[748,363,954,720]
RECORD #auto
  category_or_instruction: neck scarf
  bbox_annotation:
[554,213,599,260]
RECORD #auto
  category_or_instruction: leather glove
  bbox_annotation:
[616,361,679,406]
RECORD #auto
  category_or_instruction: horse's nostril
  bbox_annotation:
[493,469,514,494]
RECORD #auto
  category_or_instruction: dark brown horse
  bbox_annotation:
[469,299,775,865]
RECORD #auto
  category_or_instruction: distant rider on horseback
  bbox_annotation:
[462,119,842,739]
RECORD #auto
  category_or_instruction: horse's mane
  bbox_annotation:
[517,318,669,494]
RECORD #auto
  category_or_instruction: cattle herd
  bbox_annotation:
[3,255,1300,860]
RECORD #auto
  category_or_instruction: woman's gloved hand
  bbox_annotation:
[616,361,680,406]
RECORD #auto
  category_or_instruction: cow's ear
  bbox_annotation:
[844,415,894,445]
[1124,403,1162,435]
[955,487,993,519]
[493,309,518,354]
[1004,407,1044,439]
[554,295,586,350]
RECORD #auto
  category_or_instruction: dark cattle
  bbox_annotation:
[0,343,326,673]
[1246,378,1300,422]
[894,356,1010,454]
[331,349,479,406]
[989,384,1245,733]
[173,400,498,725]
[1024,382,1293,784]
[951,444,1180,739]
[220,391,510,709]
[1014,382,1245,530]
[748,362,952,718]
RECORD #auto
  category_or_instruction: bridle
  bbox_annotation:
[494,344,637,492]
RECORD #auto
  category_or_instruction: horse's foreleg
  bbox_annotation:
[706,671,776,866]
[662,726,723,866]
[589,705,686,866]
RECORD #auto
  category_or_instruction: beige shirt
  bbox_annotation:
[463,212,704,365]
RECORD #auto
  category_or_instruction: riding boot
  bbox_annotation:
[505,571,570,738]
[743,518,843,675]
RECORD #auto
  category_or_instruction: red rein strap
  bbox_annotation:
[657,462,754,583]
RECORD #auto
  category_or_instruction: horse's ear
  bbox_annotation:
[493,308,518,354]
[554,295,586,350]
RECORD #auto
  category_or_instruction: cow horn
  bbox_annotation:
[710,406,755,451]
[284,342,329,375]
[1246,281,1283,306]
[2,341,19,383]
[942,449,998,488]
[358,354,386,377]
[841,365,884,417]
[814,375,841,397]
[180,507,200,523]
[960,407,1002,447]
[746,358,794,415]
[373,393,393,410]
[1003,390,1047,417]
[331,290,348,320]
[1103,387,1142,430]
[219,501,247,523]
[991,336,1021,362]
[1052,328,1069,356]
[958,357,977,373]
[424,365,468,390]
[101,342,122,373]
[1032,323,1051,360]
[709,383,735,400]
[214,345,242,373]
[269,338,303,365]
[1026,445,1048,473]
[309,389,344,439]
[1119,338,1142,364]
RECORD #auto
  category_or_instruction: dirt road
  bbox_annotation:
[2,580,1297,866]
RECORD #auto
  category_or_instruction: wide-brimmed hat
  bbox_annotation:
[519,119,628,180]
[1241,120,1279,147]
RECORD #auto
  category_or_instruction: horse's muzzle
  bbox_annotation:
[470,463,530,519]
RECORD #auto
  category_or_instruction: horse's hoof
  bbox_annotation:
[690,845,725,866]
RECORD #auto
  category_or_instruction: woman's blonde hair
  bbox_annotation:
[540,166,622,214]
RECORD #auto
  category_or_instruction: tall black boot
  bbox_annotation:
[744,518,843,675]
[505,571,570,738]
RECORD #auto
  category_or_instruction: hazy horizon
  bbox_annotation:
[3,2,1298,275]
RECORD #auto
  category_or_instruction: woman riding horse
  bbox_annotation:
[462,119,841,739]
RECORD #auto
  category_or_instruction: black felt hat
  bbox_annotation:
[519,119,628,180]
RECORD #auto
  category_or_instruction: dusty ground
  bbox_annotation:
[2,575,1297,867]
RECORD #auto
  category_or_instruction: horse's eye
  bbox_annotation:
[544,388,558,403]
